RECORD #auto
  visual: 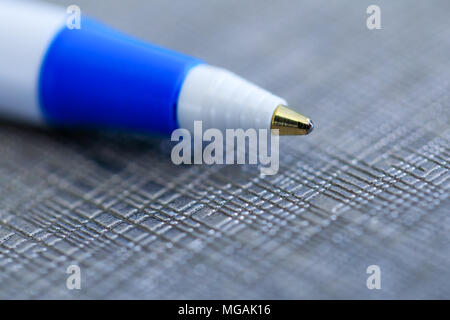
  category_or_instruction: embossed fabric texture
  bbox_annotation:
[0,0,449,298]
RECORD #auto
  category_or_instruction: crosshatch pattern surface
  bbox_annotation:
[0,0,449,298]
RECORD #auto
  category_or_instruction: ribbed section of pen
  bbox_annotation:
[177,65,286,132]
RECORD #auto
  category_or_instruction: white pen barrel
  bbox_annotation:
[0,0,65,123]
[177,65,287,132]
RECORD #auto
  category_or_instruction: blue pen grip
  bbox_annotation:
[39,17,202,135]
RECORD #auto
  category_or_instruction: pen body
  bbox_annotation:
[0,1,287,135]
[1,1,201,135]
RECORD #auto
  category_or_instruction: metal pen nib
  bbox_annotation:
[270,104,314,135]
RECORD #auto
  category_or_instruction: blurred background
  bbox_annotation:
[0,0,449,298]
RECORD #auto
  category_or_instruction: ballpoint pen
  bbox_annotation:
[0,0,314,136]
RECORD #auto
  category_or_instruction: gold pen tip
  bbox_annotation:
[270,104,314,135]
[306,120,314,134]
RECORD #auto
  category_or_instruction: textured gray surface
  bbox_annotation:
[0,0,449,299]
